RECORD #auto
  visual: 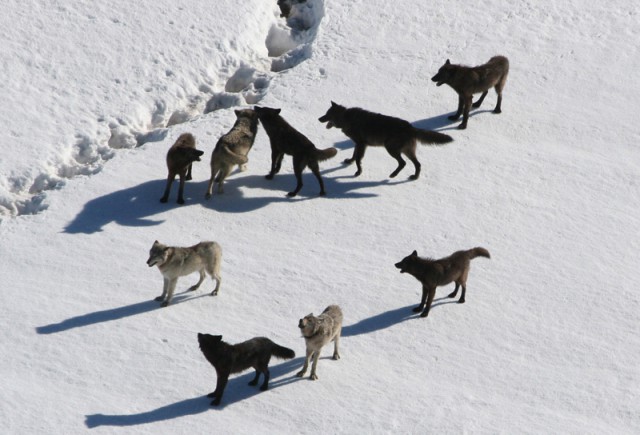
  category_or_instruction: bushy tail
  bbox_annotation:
[414,128,453,145]
[271,343,295,360]
[222,145,249,165]
[316,147,338,162]
[468,247,491,259]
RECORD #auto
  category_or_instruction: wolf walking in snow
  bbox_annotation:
[160,133,204,204]
[206,109,259,198]
[318,102,453,179]
[297,304,343,380]
[395,247,490,318]
[146,240,222,307]
[255,106,337,197]
[197,333,295,406]
[431,55,509,129]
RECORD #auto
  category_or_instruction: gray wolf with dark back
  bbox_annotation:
[431,55,509,129]
[197,333,295,406]
[254,106,337,197]
[146,240,222,307]
[160,133,204,204]
[318,102,453,179]
[297,304,343,380]
[206,109,259,199]
[395,247,490,318]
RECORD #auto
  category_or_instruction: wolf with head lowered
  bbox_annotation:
[431,55,509,129]
[395,247,490,318]
[318,102,453,179]
[197,333,295,406]
[255,106,337,197]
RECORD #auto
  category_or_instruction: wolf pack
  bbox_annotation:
[147,54,508,406]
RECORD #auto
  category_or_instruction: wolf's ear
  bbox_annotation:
[275,108,281,114]
[445,59,450,65]
[411,250,418,256]
[235,109,241,116]
[214,335,222,341]
[331,101,337,106]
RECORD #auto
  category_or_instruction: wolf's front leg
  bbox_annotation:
[161,279,178,307]
[296,348,313,377]
[155,277,169,302]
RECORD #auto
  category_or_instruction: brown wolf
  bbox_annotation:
[160,133,204,204]
[297,304,343,380]
[431,56,509,129]
[205,109,259,198]
[197,333,295,406]
[255,106,337,197]
[394,247,490,318]
[318,102,453,179]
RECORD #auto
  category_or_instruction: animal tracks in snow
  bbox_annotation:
[3,0,324,217]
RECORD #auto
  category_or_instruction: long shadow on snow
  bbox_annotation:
[35,292,207,334]
[63,179,171,234]
[64,169,391,233]
[342,297,459,337]
[84,358,304,427]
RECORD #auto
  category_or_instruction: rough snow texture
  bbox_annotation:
[1,0,639,434]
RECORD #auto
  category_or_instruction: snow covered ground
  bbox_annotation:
[1,0,639,433]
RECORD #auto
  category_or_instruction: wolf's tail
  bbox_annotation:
[414,128,453,145]
[222,145,249,165]
[271,343,295,360]
[468,247,491,260]
[316,147,338,162]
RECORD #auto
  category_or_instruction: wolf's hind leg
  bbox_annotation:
[472,91,488,108]
[188,270,205,292]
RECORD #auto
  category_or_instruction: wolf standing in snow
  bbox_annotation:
[431,55,509,129]
[197,333,295,406]
[395,247,490,318]
[254,106,337,197]
[205,109,259,198]
[160,133,204,204]
[297,304,343,380]
[146,240,222,307]
[318,102,453,179]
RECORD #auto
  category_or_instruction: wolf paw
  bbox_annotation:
[343,158,354,165]
[458,298,465,304]
[159,197,168,203]
[296,370,306,377]
[457,123,467,130]
[420,311,429,318]
[287,191,298,197]
[161,301,169,307]
[310,374,318,381]
[412,306,423,313]
[207,391,218,398]
[265,173,275,180]
[260,385,269,391]
[154,296,164,302]
[448,114,461,121]
[210,399,221,406]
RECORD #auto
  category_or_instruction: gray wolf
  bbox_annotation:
[297,304,343,380]
[197,333,295,406]
[255,106,337,197]
[206,109,259,199]
[160,133,204,204]
[431,55,509,129]
[395,247,490,318]
[146,240,222,307]
[318,102,453,179]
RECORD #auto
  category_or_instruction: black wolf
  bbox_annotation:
[318,102,452,179]
[160,133,204,204]
[395,247,490,318]
[431,55,509,129]
[255,106,337,197]
[197,333,295,406]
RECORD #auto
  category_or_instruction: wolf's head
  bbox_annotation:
[318,101,346,129]
[147,240,170,267]
[394,250,419,274]
[254,106,281,121]
[235,108,258,123]
[197,333,223,349]
[431,59,455,87]
[298,313,319,338]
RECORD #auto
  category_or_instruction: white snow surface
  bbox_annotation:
[1,0,639,433]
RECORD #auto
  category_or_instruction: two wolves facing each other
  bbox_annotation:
[197,333,295,406]
[206,109,259,199]
[160,133,205,204]
[255,106,337,197]
[318,102,453,179]
[146,240,222,307]
[395,247,490,318]
[297,304,343,380]
[431,55,509,130]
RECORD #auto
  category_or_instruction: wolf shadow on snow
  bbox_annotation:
[84,357,304,427]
